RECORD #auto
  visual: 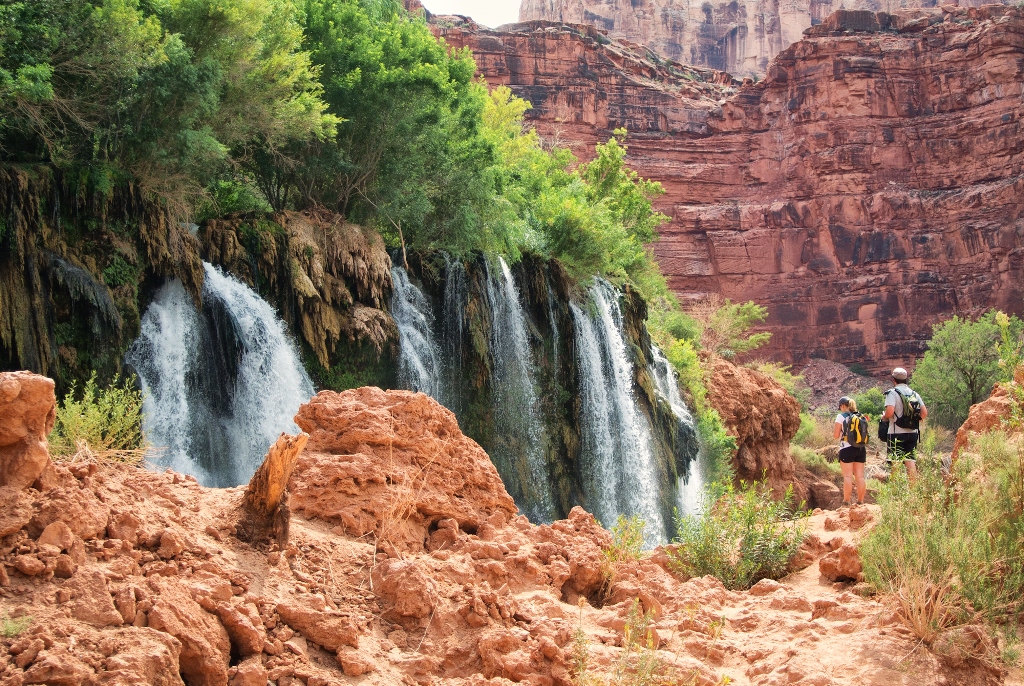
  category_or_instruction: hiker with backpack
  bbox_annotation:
[834,396,869,506]
[881,366,927,482]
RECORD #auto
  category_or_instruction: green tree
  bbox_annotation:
[913,310,1024,429]
[275,0,496,256]
[0,0,332,206]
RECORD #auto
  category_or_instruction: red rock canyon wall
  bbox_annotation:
[518,0,1009,76]
[438,7,1024,371]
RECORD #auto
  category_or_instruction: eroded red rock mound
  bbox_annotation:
[290,387,518,551]
[0,371,55,490]
[707,357,801,494]
[952,366,1024,460]
[0,372,1003,686]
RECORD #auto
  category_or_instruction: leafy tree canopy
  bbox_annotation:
[913,309,1023,429]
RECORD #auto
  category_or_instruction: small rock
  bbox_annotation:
[748,578,783,596]
[13,555,45,577]
[37,521,76,552]
[337,649,374,676]
[158,530,186,559]
[229,655,268,686]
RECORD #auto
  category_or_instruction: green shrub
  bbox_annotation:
[852,387,886,419]
[697,410,737,486]
[49,373,146,460]
[1,613,32,638]
[793,412,834,450]
[604,514,646,564]
[792,445,841,481]
[670,480,808,590]
[861,431,1024,644]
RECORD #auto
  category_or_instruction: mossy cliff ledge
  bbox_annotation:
[198,212,398,387]
[0,165,398,393]
[0,166,204,392]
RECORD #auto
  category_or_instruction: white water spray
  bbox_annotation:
[572,280,666,544]
[126,263,314,487]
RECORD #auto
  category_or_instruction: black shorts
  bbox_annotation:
[838,446,867,464]
[887,433,919,460]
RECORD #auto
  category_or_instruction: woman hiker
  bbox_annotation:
[833,396,867,506]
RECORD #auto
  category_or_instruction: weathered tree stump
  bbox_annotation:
[238,431,308,546]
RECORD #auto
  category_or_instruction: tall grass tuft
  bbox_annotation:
[48,373,147,463]
[861,431,1024,646]
[670,480,809,590]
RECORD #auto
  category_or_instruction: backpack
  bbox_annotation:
[842,411,870,447]
[893,387,923,431]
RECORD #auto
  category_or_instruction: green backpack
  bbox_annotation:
[893,387,923,431]
[842,411,870,447]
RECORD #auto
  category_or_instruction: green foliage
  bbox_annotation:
[861,431,1024,642]
[791,444,841,481]
[852,387,886,419]
[670,479,808,590]
[690,297,771,360]
[1,613,32,638]
[0,0,332,205]
[49,373,145,458]
[914,310,1024,429]
[604,514,646,564]
[696,411,736,486]
[792,412,835,450]
[102,255,139,289]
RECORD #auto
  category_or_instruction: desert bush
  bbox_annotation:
[604,515,646,564]
[48,373,146,462]
[792,445,841,481]
[1,613,32,638]
[670,480,808,590]
[793,412,834,450]
[861,431,1024,646]
[853,387,886,418]
[686,295,771,360]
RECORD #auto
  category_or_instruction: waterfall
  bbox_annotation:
[651,346,705,517]
[484,257,556,523]
[441,255,468,414]
[391,266,444,402]
[572,280,666,544]
[126,262,314,487]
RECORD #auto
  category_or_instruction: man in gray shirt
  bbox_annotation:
[882,366,928,481]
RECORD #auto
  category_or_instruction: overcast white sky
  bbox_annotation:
[422,0,521,28]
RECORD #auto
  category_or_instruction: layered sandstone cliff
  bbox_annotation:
[519,0,1009,76]
[439,7,1024,371]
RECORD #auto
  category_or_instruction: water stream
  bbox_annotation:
[126,262,314,487]
[571,279,667,544]
[651,346,705,517]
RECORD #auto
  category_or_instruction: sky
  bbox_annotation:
[422,0,521,28]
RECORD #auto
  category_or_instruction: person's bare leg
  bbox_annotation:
[854,462,866,503]
[841,461,854,505]
[905,459,918,483]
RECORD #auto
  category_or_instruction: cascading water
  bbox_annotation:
[441,255,468,414]
[391,266,444,402]
[651,346,705,517]
[484,257,556,523]
[572,280,666,544]
[126,262,314,487]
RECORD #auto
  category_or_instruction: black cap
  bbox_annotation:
[839,396,852,409]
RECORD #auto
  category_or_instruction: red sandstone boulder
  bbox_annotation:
[819,544,863,582]
[146,577,231,686]
[707,358,801,494]
[290,387,518,551]
[952,367,1024,461]
[0,371,55,490]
